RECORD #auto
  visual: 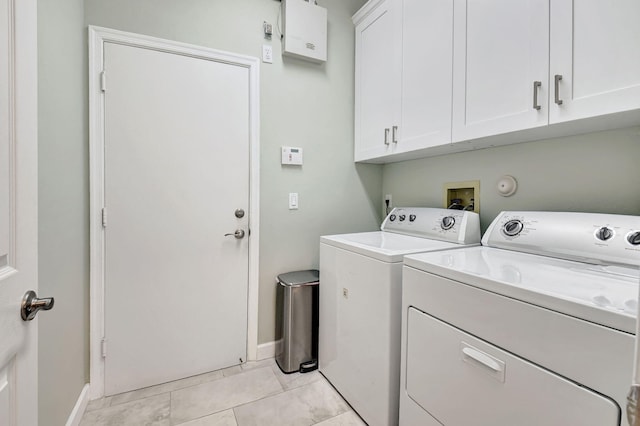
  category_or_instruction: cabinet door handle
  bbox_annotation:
[532,81,542,110]
[384,128,390,145]
[392,126,398,144]
[554,74,563,105]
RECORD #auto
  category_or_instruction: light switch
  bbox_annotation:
[289,193,299,210]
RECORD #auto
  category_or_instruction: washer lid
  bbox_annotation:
[404,246,640,333]
[320,231,473,263]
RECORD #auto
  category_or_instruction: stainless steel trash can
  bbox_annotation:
[275,269,319,374]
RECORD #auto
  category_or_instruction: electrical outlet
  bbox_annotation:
[262,45,273,64]
[384,194,392,214]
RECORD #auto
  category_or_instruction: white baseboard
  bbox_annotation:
[256,340,281,360]
[65,383,90,426]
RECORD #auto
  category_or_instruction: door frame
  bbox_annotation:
[88,26,261,399]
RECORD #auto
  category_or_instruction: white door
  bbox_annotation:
[452,0,549,142]
[549,0,640,124]
[0,0,39,424]
[354,0,401,162]
[102,42,250,395]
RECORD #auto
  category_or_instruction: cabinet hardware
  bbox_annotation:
[533,81,542,110]
[554,74,563,105]
[384,128,390,145]
[392,126,398,144]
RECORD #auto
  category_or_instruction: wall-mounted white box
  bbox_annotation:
[282,146,303,165]
[281,0,327,63]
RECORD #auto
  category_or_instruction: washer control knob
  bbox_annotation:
[627,231,640,245]
[441,216,456,230]
[596,227,614,241]
[502,219,524,237]
[399,215,406,222]
[409,214,417,222]
[389,214,397,222]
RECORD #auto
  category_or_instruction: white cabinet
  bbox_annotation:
[549,0,640,123]
[354,0,454,162]
[354,0,640,163]
[452,0,640,142]
[397,0,454,154]
[353,0,401,162]
[452,0,549,142]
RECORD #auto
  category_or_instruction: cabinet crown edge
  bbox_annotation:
[352,0,387,25]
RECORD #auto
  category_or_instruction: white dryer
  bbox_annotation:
[400,211,640,426]
[319,207,481,426]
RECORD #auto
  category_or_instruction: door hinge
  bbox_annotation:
[101,208,107,228]
[101,338,107,358]
[100,70,106,92]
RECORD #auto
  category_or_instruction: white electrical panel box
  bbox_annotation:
[282,147,303,165]
[281,0,327,63]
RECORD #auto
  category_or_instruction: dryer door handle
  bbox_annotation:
[462,346,502,372]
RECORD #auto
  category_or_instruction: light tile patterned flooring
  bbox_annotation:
[81,358,367,426]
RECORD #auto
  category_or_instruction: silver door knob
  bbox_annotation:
[21,290,54,321]
[224,229,245,239]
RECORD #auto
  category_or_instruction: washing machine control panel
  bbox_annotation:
[484,211,640,267]
[381,207,481,245]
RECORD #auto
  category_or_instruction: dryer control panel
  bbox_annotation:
[483,211,640,267]
[381,207,481,245]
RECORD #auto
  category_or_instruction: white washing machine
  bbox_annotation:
[400,211,640,426]
[319,207,481,426]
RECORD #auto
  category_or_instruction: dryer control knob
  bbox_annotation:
[409,214,417,222]
[399,215,406,222]
[596,227,614,241]
[502,219,524,237]
[627,231,640,245]
[389,214,397,222]
[441,216,456,230]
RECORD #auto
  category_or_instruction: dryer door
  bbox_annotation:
[405,308,620,426]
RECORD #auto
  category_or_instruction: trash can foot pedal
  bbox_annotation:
[300,360,317,373]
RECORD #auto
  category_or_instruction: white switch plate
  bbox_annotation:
[289,193,298,210]
[262,45,273,63]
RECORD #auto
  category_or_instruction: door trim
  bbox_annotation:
[88,26,261,399]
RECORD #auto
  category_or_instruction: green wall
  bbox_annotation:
[38,0,89,424]
[383,127,640,231]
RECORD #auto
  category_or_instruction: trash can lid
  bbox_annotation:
[277,269,319,287]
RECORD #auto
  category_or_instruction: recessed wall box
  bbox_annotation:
[281,0,327,63]
[443,180,480,213]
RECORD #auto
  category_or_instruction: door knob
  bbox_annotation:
[224,229,245,239]
[21,290,54,321]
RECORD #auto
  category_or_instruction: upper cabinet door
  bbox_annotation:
[549,0,640,124]
[398,0,454,152]
[354,0,402,162]
[452,0,549,142]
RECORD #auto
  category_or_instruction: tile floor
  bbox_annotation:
[80,358,367,426]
